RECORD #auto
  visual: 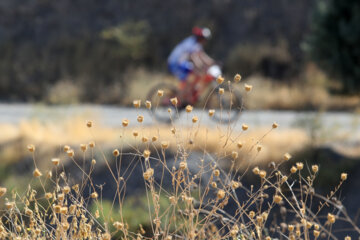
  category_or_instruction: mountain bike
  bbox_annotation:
[146,65,243,123]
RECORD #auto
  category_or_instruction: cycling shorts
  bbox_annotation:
[168,61,194,82]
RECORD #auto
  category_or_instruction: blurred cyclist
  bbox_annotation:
[167,27,215,103]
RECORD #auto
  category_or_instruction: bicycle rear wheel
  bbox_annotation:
[146,83,179,123]
[206,86,243,123]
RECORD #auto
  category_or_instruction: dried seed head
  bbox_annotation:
[306,221,313,229]
[242,124,249,131]
[86,120,93,128]
[67,149,74,157]
[214,169,220,177]
[296,162,304,170]
[272,122,279,129]
[161,141,169,149]
[137,115,144,123]
[234,74,242,82]
[0,187,7,197]
[80,144,87,152]
[133,100,141,108]
[219,88,224,95]
[257,145,262,152]
[252,167,260,175]
[170,97,178,106]
[217,189,225,199]
[142,136,148,143]
[314,224,320,230]
[92,159,96,165]
[171,127,176,134]
[249,211,255,218]
[185,105,193,113]
[72,184,79,192]
[179,161,187,170]
[256,216,263,224]
[143,168,154,180]
[63,186,71,194]
[313,230,320,238]
[265,237,271,240]
[63,145,70,152]
[27,144,35,152]
[102,233,111,240]
[51,158,60,166]
[46,171,52,178]
[45,192,53,199]
[341,173,348,181]
[281,176,288,184]
[288,225,295,232]
[157,90,164,97]
[211,182,217,188]
[185,196,193,205]
[312,165,319,173]
[244,83,253,92]
[237,142,243,149]
[152,136,158,142]
[169,196,176,205]
[145,100,151,109]
[143,150,151,159]
[192,116,198,123]
[113,149,120,157]
[259,170,267,178]
[208,109,215,117]
[60,207,68,214]
[230,229,238,237]
[274,195,283,204]
[5,201,14,210]
[231,180,241,189]
[133,131,139,137]
[113,221,124,230]
[33,168,42,178]
[290,166,297,174]
[231,151,238,159]
[344,236,351,240]
[283,153,292,161]
[216,75,224,84]
[91,192,98,199]
[327,213,335,224]
[122,119,129,127]
[89,141,95,148]
[25,208,33,216]
[58,193,64,201]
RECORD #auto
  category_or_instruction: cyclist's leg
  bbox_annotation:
[176,61,194,106]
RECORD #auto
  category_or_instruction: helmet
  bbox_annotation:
[192,27,211,39]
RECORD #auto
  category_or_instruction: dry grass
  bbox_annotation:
[242,75,360,111]
[0,117,309,168]
[0,76,357,240]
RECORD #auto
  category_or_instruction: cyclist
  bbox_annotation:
[167,27,215,104]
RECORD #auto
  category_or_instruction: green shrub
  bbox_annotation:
[305,0,360,93]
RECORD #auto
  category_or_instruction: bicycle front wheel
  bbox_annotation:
[146,83,179,123]
[206,86,243,123]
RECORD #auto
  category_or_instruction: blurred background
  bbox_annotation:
[0,0,358,107]
[0,0,360,235]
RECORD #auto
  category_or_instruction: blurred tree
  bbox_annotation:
[101,21,150,60]
[305,0,360,93]
[0,0,315,102]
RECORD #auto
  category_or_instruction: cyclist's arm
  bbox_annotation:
[198,51,215,67]
[190,51,214,71]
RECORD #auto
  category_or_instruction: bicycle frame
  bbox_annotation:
[180,72,214,105]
